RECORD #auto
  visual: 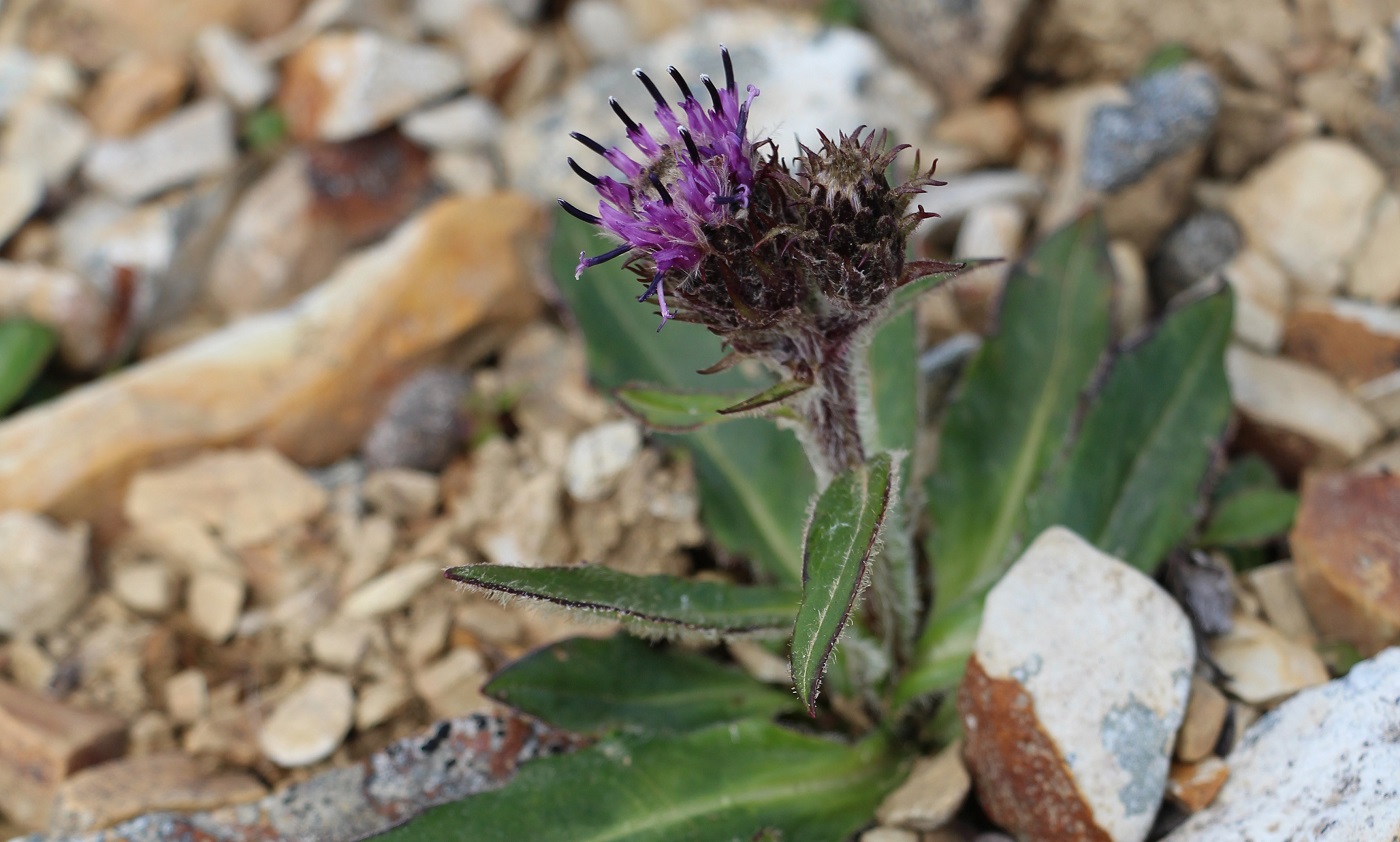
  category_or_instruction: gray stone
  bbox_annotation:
[862,0,1033,105]
[1165,648,1400,840]
[362,368,471,472]
[1,98,91,188]
[402,96,502,150]
[82,100,236,202]
[1084,63,1220,192]
[1150,210,1242,304]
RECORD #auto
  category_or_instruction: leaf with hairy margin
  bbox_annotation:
[447,564,798,639]
[791,453,898,714]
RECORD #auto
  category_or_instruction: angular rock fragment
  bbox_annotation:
[959,527,1194,842]
[1208,615,1328,705]
[1225,139,1385,296]
[1165,649,1400,840]
[49,753,265,833]
[279,31,465,141]
[83,100,237,202]
[1226,346,1383,475]
[1291,471,1400,654]
[0,510,89,637]
[0,682,127,828]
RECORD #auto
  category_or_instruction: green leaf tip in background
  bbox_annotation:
[375,719,904,842]
[791,452,898,715]
[0,318,57,416]
[447,564,799,638]
[717,379,812,415]
[485,634,800,733]
[1026,286,1235,571]
[553,208,814,586]
[923,213,1114,609]
[1201,487,1297,547]
[614,384,753,432]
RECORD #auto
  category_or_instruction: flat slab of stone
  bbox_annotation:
[1165,649,1400,840]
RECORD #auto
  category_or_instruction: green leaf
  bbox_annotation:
[375,720,904,842]
[614,384,752,432]
[791,453,898,714]
[447,564,798,638]
[0,319,56,415]
[1211,454,1282,503]
[863,308,921,661]
[923,214,1114,607]
[718,379,811,415]
[554,209,814,585]
[1201,487,1298,547]
[1025,288,1234,571]
[485,635,800,733]
[886,260,986,316]
[897,215,1113,709]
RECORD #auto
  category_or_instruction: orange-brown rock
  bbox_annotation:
[959,655,1111,842]
[0,681,127,828]
[1291,471,1400,655]
[49,752,265,833]
[1167,757,1229,813]
[0,194,542,531]
[83,53,188,137]
[1282,300,1400,387]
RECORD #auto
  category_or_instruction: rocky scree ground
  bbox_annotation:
[0,0,1396,840]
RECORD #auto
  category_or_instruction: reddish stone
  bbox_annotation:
[1282,304,1400,387]
[1167,757,1229,813]
[305,130,433,247]
[1291,471,1400,655]
[958,654,1111,841]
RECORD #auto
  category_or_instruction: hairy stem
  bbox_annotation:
[792,338,866,489]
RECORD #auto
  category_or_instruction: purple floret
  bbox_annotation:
[561,46,760,330]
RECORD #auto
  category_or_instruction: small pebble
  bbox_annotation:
[341,560,441,618]
[187,571,246,643]
[258,673,355,768]
[112,562,174,617]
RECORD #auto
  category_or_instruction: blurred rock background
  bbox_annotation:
[0,0,1395,839]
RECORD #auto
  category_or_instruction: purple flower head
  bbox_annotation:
[560,46,760,330]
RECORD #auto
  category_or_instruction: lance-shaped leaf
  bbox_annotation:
[898,215,1113,709]
[553,209,813,585]
[791,453,898,714]
[886,258,993,316]
[375,720,905,842]
[863,308,921,660]
[717,379,811,415]
[923,214,1113,609]
[485,635,800,733]
[0,319,55,415]
[1025,287,1234,571]
[614,384,752,432]
[447,564,798,638]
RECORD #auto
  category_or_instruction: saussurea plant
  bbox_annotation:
[379,48,1237,842]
